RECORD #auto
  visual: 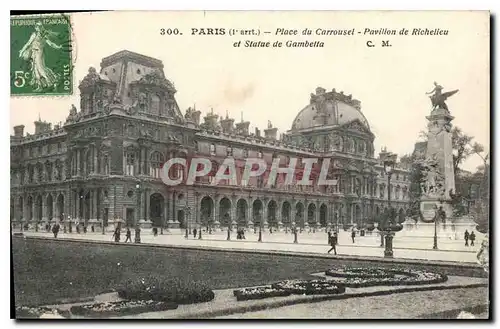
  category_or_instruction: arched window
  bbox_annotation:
[151,94,160,116]
[210,144,216,156]
[150,152,164,178]
[125,152,136,176]
[226,146,233,157]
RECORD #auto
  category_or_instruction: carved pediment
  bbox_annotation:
[342,119,371,134]
[135,70,176,93]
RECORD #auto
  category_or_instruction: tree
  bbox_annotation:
[407,155,424,222]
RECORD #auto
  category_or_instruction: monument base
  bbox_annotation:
[420,198,453,222]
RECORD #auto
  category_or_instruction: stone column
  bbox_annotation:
[213,195,220,230]
[247,197,253,229]
[22,194,28,221]
[194,192,199,227]
[315,201,321,229]
[144,147,149,175]
[75,192,81,222]
[230,195,237,230]
[303,200,309,230]
[327,201,333,230]
[138,148,143,175]
[145,188,150,222]
[31,199,36,224]
[168,191,176,226]
[41,194,47,223]
[52,196,57,222]
[276,200,282,231]
[262,200,268,230]
[76,149,82,176]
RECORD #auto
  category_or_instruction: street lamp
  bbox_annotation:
[379,153,402,258]
[136,183,141,228]
[185,206,191,239]
[433,198,445,250]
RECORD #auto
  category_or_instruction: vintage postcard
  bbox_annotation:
[10,11,490,319]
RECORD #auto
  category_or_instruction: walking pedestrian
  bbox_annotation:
[52,222,60,238]
[193,228,197,238]
[328,232,338,255]
[464,229,469,246]
[124,228,132,243]
[91,225,95,233]
[112,227,121,242]
[134,226,141,243]
[351,230,356,243]
[469,231,476,246]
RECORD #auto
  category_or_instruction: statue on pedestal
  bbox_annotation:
[426,82,459,111]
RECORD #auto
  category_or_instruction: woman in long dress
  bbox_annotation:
[18,22,62,91]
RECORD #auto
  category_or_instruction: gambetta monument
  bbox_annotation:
[419,82,458,221]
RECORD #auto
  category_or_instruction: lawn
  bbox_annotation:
[11,236,486,307]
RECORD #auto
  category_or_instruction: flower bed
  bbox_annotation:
[70,300,178,318]
[117,276,215,305]
[324,267,447,288]
[233,286,292,301]
[271,279,346,295]
[16,306,66,319]
[325,267,395,279]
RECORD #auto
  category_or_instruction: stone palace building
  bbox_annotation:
[10,50,410,231]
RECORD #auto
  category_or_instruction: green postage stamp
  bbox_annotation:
[10,14,73,96]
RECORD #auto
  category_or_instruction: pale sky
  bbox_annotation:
[10,11,489,171]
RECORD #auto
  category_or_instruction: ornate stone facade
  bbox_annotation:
[10,50,410,231]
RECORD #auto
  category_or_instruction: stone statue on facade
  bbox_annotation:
[426,82,459,111]
[267,120,273,129]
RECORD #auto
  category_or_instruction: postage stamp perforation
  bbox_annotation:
[11,13,74,97]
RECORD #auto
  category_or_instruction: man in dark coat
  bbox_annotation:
[351,230,356,243]
[469,231,476,246]
[52,223,60,238]
[464,230,470,246]
[124,228,131,243]
[193,228,197,238]
[328,232,338,255]
[112,227,121,242]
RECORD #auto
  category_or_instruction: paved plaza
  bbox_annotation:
[20,228,480,263]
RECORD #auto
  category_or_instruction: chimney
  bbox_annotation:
[34,116,52,134]
[235,121,250,136]
[192,110,201,126]
[264,127,278,140]
[13,125,25,137]
[220,112,235,133]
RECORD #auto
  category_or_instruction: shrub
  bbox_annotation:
[117,275,215,305]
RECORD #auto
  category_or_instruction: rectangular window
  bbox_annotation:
[210,144,216,156]
[126,153,135,176]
